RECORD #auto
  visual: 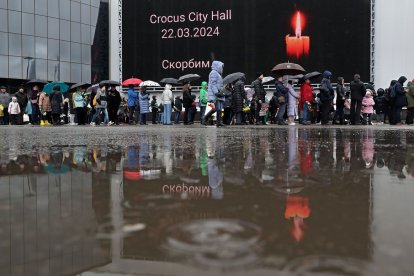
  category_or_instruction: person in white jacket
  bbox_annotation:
[162,84,174,125]
[8,97,21,125]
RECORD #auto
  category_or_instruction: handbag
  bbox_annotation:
[278,96,285,104]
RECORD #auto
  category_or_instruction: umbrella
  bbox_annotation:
[86,84,99,94]
[178,74,200,84]
[100,80,121,86]
[43,82,70,94]
[70,82,91,91]
[303,71,322,81]
[122,78,143,87]
[262,76,274,84]
[283,74,304,83]
[271,62,305,76]
[223,72,245,85]
[139,80,160,87]
[160,78,179,85]
[27,79,48,86]
[43,164,70,176]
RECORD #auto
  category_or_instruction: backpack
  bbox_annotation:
[389,85,397,98]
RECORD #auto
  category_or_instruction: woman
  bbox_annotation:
[232,77,246,125]
[333,77,346,124]
[139,86,149,125]
[91,84,109,126]
[318,71,335,125]
[223,83,233,125]
[199,81,208,123]
[74,87,87,125]
[127,85,139,124]
[182,83,193,125]
[287,80,300,126]
[299,77,314,125]
[39,91,51,126]
[162,83,173,125]
[50,85,63,126]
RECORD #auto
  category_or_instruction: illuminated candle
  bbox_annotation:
[285,11,311,59]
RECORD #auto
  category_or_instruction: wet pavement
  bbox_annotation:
[0,125,414,275]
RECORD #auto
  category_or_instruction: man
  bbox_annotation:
[393,76,408,125]
[204,60,224,127]
[319,71,335,125]
[275,76,289,125]
[252,73,266,125]
[150,96,158,124]
[14,85,28,125]
[0,86,11,125]
[350,74,366,125]
[107,85,121,125]
[173,95,183,124]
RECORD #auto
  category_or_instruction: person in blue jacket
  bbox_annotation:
[127,85,139,124]
[203,60,224,127]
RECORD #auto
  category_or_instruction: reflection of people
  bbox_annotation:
[208,158,224,200]
[285,196,311,242]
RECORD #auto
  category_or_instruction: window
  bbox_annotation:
[22,0,34,13]
[9,56,23,79]
[48,60,60,81]
[60,41,70,62]
[70,1,81,22]
[59,0,70,20]
[48,17,60,39]
[82,64,91,83]
[81,44,91,64]
[35,15,47,38]
[0,9,7,32]
[0,0,7,9]
[91,6,99,27]
[35,0,47,16]
[47,0,59,18]
[60,20,71,41]
[71,42,81,63]
[91,0,100,8]
[22,35,35,58]
[9,33,21,56]
[81,4,90,25]
[8,10,22,34]
[81,24,91,45]
[71,22,81,43]
[8,0,22,11]
[47,39,59,61]
[35,37,47,59]
[35,59,47,80]
[0,55,8,78]
[0,32,7,55]
[22,12,34,35]
[71,63,82,83]
[60,61,70,82]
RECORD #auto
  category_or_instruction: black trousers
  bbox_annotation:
[320,101,331,125]
[52,113,61,125]
[350,99,362,125]
[10,114,18,125]
[406,107,414,124]
[108,106,119,124]
[76,107,87,125]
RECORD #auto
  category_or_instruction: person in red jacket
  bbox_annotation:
[299,77,314,125]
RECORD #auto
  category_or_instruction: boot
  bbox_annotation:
[202,110,215,126]
[216,111,224,127]
[44,120,50,126]
[40,120,45,126]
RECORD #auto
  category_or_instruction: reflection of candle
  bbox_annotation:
[285,195,311,241]
[286,11,310,59]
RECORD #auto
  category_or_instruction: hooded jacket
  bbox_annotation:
[375,89,387,114]
[232,77,246,113]
[0,91,11,108]
[299,82,313,111]
[275,80,288,101]
[407,81,414,108]
[252,78,266,102]
[199,81,208,106]
[208,61,224,102]
[319,71,335,102]
[162,84,173,105]
[350,74,366,101]
[394,76,408,108]
[362,91,375,114]
[127,87,139,107]
[174,96,183,111]
[139,89,150,113]
[287,82,300,116]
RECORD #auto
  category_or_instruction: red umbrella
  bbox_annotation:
[122,78,143,87]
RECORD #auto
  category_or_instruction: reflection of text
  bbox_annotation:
[163,184,211,199]
[162,59,210,71]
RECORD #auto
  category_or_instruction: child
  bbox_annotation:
[362,90,375,125]
[344,92,352,124]
[8,97,21,125]
[375,88,386,124]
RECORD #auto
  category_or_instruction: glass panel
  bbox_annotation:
[59,0,70,20]
[81,64,91,83]
[35,58,47,80]
[35,37,47,59]
[71,22,81,43]
[0,32,7,55]
[35,15,47,38]
[8,10,21,34]
[47,0,59,18]
[71,63,81,83]
[60,20,70,41]
[0,9,7,32]
[48,60,60,81]
[9,56,22,79]
[71,42,81,63]
[60,41,70,62]
[8,0,21,11]
[0,0,7,9]
[8,33,21,56]
[70,1,80,22]
[35,0,47,16]
[81,0,90,5]
[22,35,34,58]
[81,4,90,25]
[0,55,8,78]
[48,17,59,39]
[47,39,59,61]
[91,6,98,27]
[22,12,34,35]
[81,24,91,45]
[22,0,34,13]
[90,26,96,43]
[60,61,70,82]
[91,0,100,8]
[81,44,90,64]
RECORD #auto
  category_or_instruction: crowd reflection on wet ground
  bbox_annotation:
[0,128,414,275]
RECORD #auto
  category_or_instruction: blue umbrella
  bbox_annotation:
[43,164,70,176]
[43,82,70,94]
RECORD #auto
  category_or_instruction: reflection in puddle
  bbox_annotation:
[0,128,414,275]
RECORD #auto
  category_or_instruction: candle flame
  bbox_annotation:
[295,11,302,37]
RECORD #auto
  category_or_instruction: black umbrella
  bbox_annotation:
[100,80,121,86]
[71,82,91,91]
[271,62,305,76]
[303,71,322,81]
[223,72,245,85]
[27,79,48,86]
[160,78,179,85]
[178,74,200,84]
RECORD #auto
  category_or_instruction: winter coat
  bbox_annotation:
[174,97,183,111]
[336,84,346,108]
[162,85,173,105]
[29,89,40,105]
[350,75,366,101]
[50,91,63,114]
[223,87,233,109]
[38,92,52,112]
[287,83,300,116]
[361,95,375,114]
[150,99,158,111]
[139,92,149,114]
[199,82,208,107]
[8,101,20,115]
[183,89,193,109]
[14,91,28,110]
[207,60,224,102]
[275,80,288,102]
[407,82,414,108]
[318,71,334,103]
[0,92,10,108]
[107,89,121,109]
[394,76,408,108]
[95,89,108,109]
[232,78,246,113]
[74,92,86,108]
[375,89,387,114]
[127,88,139,107]
[299,82,313,111]
[252,78,266,102]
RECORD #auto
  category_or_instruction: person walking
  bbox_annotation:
[139,86,149,125]
[91,84,109,126]
[162,83,173,125]
[299,77,313,125]
[361,90,375,125]
[50,85,63,126]
[14,85,28,125]
[252,73,266,125]
[275,76,289,125]
[406,79,414,125]
[150,96,159,124]
[350,74,366,125]
[232,76,246,125]
[0,86,11,125]
[173,96,183,124]
[204,60,225,127]
[8,97,20,125]
[333,77,346,125]
[107,85,121,126]
[127,85,139,124]
[199,81,208,123]
[393,76,408,125]
[286,80,300,126]
[318,71,335,125]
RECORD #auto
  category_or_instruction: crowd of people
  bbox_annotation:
[0,62,413,127]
